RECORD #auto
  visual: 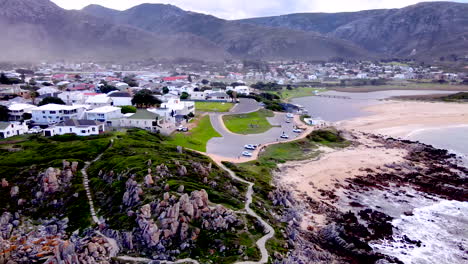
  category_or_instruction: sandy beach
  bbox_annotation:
[338,100,468,137]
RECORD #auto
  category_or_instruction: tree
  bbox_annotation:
[180,92,190,100]
[120,105,137,114]
[38,97,66,106]
[201,79,209,85]
[0,73,10,84]
[22,113,32,120]
[132,89,161,108]
[0,105,9,121]
[100,85,118,94]
[30,91,39,105]
[188,75,193,83]
[162,87,169,94]
[123,76,139,87]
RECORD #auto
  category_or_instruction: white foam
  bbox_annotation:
[371,200,468,264]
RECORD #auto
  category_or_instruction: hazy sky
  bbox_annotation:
[51,0,468,19]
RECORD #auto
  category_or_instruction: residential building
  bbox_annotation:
[8,103,37,121]
[206,92,229,101]
[32,104,86,125]
[120,109,163,133]
[0,122,29,139]
[85,94,113,108]
[86,106,123,126]
[159,99,195,116]
[108,91,132,106]
[43,119,105,137]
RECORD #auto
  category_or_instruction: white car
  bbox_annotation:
[280,133,289,139]
[286,113,294,118]
[293,129,302,133]
[177,126,189,132]
[242,151,253,157]
[244,144,257,150]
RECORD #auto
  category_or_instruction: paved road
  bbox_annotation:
[207,102,304,159]
[231,98,261,114]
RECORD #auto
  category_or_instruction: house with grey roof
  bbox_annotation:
[0,122,29,139]
[42,119,105,137]
[119,109,163,133]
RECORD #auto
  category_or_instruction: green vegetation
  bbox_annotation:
[223,128,350,256]
[167,115,221,152]
[195,101,234,112]
[38,96,66,106]
[222,109,275,134]
[0,133,112,231]
[272,87,327,100]
[120,105,137,114]
[441,92,468,102]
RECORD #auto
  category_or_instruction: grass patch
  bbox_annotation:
[167,115,221,152]
[223,109,275,134]
[195,101,234,112]
[271,87,327,101]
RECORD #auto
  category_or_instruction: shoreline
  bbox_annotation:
[273,130,468,263]
[337,100,468,138]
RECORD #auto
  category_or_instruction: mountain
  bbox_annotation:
[239,2,468,59]
[81,4,370,61]
[0,0,229,62]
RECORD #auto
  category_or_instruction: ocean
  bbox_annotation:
[293,90,468,264]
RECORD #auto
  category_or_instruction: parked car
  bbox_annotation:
[285,119,291,123]
[244,144,257,150]
[293,129,302,133]
[28,126,42,134]
[280,133,289,139]
[242,151,253,157]
[286,113,294,118]
[177,126,189,132]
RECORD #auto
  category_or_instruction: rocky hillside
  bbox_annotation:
[82,3,370,61]
[0,130,266,263]
[239,2,468,60]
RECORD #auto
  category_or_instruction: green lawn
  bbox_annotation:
[195,101,234,112]
[168,115,221,152]
[270,87,327,101]
[222,109,275,135]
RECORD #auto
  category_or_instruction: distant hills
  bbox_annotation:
[240,2,468,60]
[0,0,467,62]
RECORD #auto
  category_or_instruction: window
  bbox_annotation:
[42,111,45,114]
[59,128,62,132]
[81,130,86,134]
[70,128,72,132]
[50,111,56,114]
[92,127,96,132]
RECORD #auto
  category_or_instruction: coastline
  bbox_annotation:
[273,130,468,263]
[337,100,468,138]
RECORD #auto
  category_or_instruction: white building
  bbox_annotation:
[226,85,251,95]
[43,119,105,137]
[107,91,132,106]
[85,94,113,108]
[8,103,37,121]
[32,104,86,125]
[0,122,29,139]
[120,109,163,133]
[86,106,123,126]
[159,99,195,116]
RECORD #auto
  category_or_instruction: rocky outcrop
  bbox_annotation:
[122,177,143,208]
[39,160,78,195]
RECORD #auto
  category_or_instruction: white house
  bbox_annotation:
[159,99,195,116]
[0,122,29,139]
[115,82,129,91]
[120,109,163,133]
[107,91,132,106]
[86,106,123,126]
[32,104,86,125]
[37,87,59,96]
[43,119,105,137]
[58,91,88,105]
[226,85,250,95]
[8,103,37,121]
[85,94,113,108]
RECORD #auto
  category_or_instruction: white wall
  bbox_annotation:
[0,123,29,139]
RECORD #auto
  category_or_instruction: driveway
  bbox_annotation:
[207,112,304,159]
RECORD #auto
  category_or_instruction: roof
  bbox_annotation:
[0,122,11,130]
[34,104,84,111]
[127,109,159,120]
[87,106,121,114]
[57,119,101,127]
[8,103,37,111]
[108,92,131,98]
[85,94,112,104]
[162,76,188,82]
